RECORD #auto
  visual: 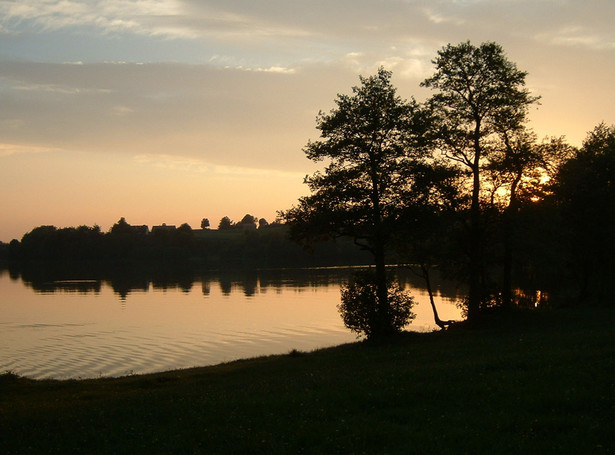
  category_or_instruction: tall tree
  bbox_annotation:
[422,41,539,320]
[485,131,574,307]
[284,68,430,337]
[550,123,615,301]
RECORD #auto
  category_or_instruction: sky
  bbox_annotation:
[1,0,614,242]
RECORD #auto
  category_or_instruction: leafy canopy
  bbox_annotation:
[284,68,431,250]
[422,41,540,170]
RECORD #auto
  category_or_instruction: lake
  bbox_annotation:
[0,266,463,379]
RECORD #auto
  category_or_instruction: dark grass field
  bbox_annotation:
[1,307,613,454]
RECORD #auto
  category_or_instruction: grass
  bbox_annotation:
[1,307,613,454]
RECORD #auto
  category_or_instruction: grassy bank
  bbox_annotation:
[1,307,613,454]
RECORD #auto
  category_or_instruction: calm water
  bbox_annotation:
[0,267,463,379]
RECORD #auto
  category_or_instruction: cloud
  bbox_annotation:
[0,0,313,41]
[0,60,359,171]
[1,1,612,159]
[0,0,181,36]
[112,105,134,116]
[0,142,60,157]
[134,152,303,178]
[421,7,466,26]
[535,26,615,50]
[0,0,441,65]
[208,56,297,74]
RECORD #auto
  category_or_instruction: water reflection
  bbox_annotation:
[12,265,465,302]
[1,265,466,379]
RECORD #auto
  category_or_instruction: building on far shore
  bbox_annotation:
[151,224,176,234]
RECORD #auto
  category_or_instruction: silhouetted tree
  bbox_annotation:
[218,216,233,230]
[339,270,415,340]
[238,214,257,229]
[258,218,269,229]
[178,223,192,233]
[16,224,105,261]
[485,131,574,307]
[109,217,133,235]
[391,162,465,329]
[19,225,59,260]
[8,239,20,260]
[422,41,540,320]
[550,123,615,301]
[201,218,210,229]
[284,68,430,338]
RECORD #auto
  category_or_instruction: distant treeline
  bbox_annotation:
[1,217,371,270]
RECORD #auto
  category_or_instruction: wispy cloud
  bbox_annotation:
[133,153,303,178]
[535,26,615,50]
[0,0,182,36]
[9,81,111,94]
[0,142,61,157]
[208,56,296,74]
[0,0,311,41]
[421,7,465,26]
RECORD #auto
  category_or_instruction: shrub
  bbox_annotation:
[338,271,415,340]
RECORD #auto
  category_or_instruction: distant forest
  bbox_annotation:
[0,216,371,271]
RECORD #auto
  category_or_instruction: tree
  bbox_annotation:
[258,218,269,229]
[339,271,415,340]
[201,218,210,229]
[391,161,465,329]
[485,131,574,307]
[109,217,133,235]
[177,223,193,234]
[283,68,429,338]
[238,214,258,229]
[422,41,540,320]
[550,123,615,301]
[218,216,233,230]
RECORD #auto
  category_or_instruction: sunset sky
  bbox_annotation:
[1,0,613,242]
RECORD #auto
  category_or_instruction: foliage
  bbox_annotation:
[217,216,233,230]
[238,214,258,226]
[7,221,372,270]
[548,123,615,301]
[284,68,430,249]
[15,224,104,261]
[339,271,415,340]
[422,41,540,319]
[258,218,269,229]
[284,68,433,333]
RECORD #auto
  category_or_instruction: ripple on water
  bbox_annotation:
[2,268,460,379]
[3,325,355,379]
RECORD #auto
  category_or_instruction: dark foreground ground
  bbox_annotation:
[1,307,613,454]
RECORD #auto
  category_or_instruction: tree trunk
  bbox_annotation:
[467,127,483,322]
[467,230,481,321]
[373,241,390,337]
[420,264,454,330]
[501,175,520,308]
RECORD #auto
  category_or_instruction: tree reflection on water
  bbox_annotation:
[10,263,466,303]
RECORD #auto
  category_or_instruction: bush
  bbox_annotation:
[338,271,415,340]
